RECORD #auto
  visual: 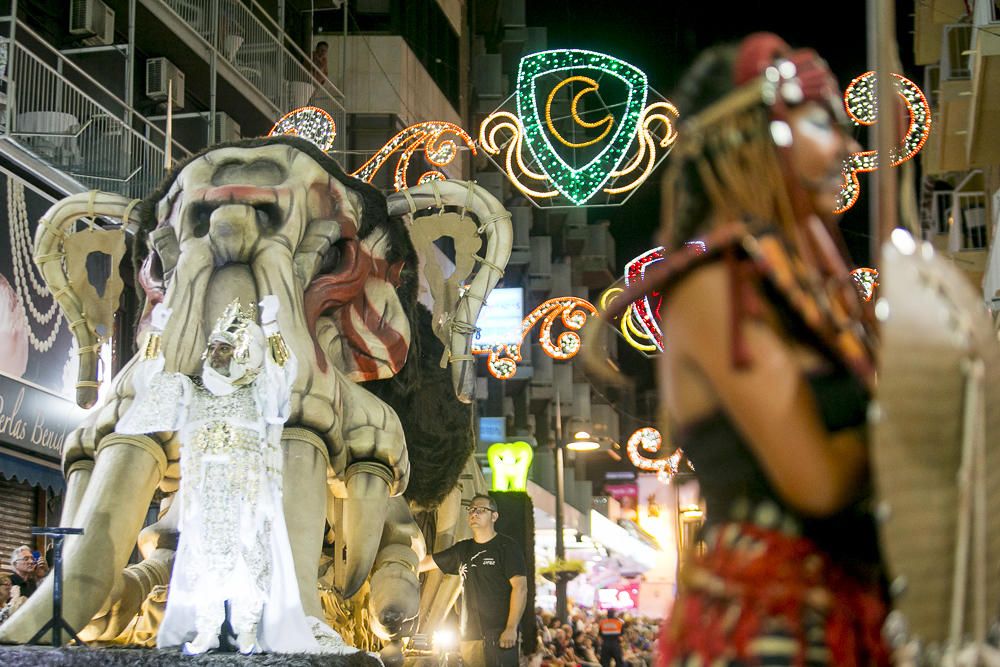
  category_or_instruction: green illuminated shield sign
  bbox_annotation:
[516,49,648,205]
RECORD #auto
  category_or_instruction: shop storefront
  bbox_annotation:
[0,166,88,572]
[529,471,705,619]
[530,477,666,616]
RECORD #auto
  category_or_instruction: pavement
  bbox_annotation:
[0,645,383,666]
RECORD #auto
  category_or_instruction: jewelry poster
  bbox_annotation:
[0,167,89,460]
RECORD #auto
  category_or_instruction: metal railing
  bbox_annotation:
[952,191,989,251]
[974,0,1000,27]
[1,17,189,197]
[162,0,344,116]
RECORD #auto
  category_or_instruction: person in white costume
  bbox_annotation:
[117,296,355,656]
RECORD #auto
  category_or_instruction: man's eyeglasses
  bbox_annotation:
[467,506,495,516]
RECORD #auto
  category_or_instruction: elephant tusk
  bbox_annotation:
[333,462,394,598]
[34,192,142,408]
[387,181,513,403]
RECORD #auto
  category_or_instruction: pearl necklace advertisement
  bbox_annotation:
[0,167,90,462]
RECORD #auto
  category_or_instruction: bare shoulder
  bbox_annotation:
[662,260,739,356]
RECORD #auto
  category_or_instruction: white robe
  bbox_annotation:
[117,353,354,654]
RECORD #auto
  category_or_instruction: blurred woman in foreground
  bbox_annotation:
[610,33,889,666]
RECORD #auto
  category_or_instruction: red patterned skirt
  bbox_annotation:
[659,522,890,667]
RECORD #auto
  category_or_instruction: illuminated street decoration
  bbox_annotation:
[626,427,692,484]
[269,111,476,191]
[487,441,534,491]
[352,121,477,191]
[623,241,706,353]
[268,106,337,152]
[479,49,678,207]
[473,296,598,379]
[625,247,667,352]
[599,242,707,355]
[835,72,931,213]
[851,267,879,302]
[546,76,614,148]
[599,286,659,354]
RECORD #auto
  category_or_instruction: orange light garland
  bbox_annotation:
[850,267,879,302]
[268,106,337,152]
[472,296,598,379]
[351,121,476,191]
[835,72,931,213]
[626,427,692,484]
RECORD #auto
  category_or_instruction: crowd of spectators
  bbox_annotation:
[0,545,49,626]
[531,606,658,666]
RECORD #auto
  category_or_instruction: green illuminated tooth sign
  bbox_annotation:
[479,49,678,208]
[517,50,647,205]
[488,441,534,492]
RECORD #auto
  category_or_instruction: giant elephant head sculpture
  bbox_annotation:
[0,135,512,646]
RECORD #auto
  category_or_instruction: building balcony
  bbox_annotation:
[917,17,974,175]
[551,258,572,295]
[942,170,990,286]
[137,0,345,134]
[925,78,972,175]
[914,0,968,65]
[564,219,587,255]
[966,0,1000,166]
[0,16,189,196]
[574,221,616,288]
[529,345,553,404]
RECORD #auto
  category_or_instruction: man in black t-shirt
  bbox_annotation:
[419,493,527,667]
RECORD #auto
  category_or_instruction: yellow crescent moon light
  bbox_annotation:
[545,75,614,149]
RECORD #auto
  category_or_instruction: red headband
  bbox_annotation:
[734,32,841,115]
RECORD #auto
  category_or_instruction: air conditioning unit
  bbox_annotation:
[69,0,115,46]
[146,57,186,109]
[214,112,241,143]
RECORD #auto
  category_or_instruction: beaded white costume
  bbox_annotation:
[117,300,354,655]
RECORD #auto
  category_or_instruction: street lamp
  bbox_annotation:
[567,431,601,451]
[553,396,569,624]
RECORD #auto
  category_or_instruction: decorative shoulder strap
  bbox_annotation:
[741,231,876,390]
[603,222,875,389]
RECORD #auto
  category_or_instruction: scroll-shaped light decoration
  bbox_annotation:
[605,241,706,355]
[851,267,879,302]
[268,106,337,152]
[352,121,477,191]
[479,49,678,208]
[473,296,598,380]
[626,427,692,484]
[268,110,476,192]
[835,72,931,213]
[599,286,659,355]
[487,441,534,491]
[624,248,667,352]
